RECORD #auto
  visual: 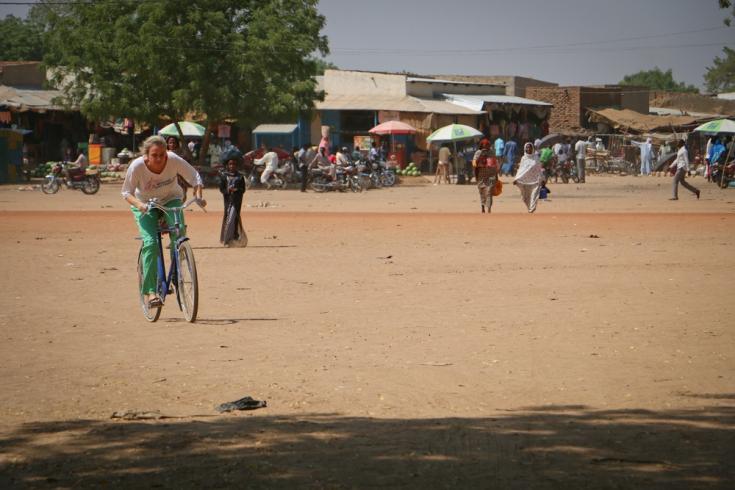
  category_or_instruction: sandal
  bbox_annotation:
[148,296,163,308]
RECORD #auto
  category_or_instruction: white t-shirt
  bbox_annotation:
[673,146,689,171]
[121,151,202,203]
[574,140,588,159]
[553,143,569,162]
[255,152,279,170]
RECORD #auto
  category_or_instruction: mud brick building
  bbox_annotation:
[526,85,649,133]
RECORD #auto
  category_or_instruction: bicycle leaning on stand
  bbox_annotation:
[136,198,206,323]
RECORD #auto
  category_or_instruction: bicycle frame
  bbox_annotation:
[145,198,205,305]
[154,221,189,305]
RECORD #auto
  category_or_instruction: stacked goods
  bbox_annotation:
[397,162,421,176]
[34,162,57,177]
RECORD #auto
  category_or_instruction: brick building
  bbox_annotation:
[526,85,649,133]
[432,75,558,97]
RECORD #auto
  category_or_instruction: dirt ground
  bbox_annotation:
[0,175,733,489]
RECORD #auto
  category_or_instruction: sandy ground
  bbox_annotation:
[0,175,733,488]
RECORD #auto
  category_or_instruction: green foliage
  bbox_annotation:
[37,0,328,131]
[619,67,699,93]
[312,58,337,75]
[705,47,735,93]
[0,15,43,60]
[720,0,733,26]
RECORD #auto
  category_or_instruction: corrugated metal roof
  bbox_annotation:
[252,124,298,134]
[442,93,553,111]
[316,95,483,115]
[0,85,68,111]
[649,106,723,119]
[407,76,503,87]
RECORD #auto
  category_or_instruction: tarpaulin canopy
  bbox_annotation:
[587,108,713,134]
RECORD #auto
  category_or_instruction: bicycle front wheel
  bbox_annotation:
[137,248,161,322]
[176,241,199,322]
[41,178,60,194]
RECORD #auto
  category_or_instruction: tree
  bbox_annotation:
[720,0,734,26]
[705,47,735,93]
[36,0,328,164]
[312,58,338,75]
[0,15,43,60]
[619,67,699,93]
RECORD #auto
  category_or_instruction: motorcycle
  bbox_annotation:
[359,158,396,188]
[41,162,101,195]
[246,159,294,189]
[309,165,362,193]
[711,160,735,188]
[554,159,579,184]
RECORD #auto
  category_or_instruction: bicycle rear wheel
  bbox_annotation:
[176,241,198,322]
[137,248,161,322]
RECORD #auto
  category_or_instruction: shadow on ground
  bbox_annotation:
[1,403,733,489]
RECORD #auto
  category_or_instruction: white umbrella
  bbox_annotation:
[158,121,206,137]
[426,124,483,179]
[426,123,483,143]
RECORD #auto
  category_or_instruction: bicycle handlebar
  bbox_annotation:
[146,197,207,214]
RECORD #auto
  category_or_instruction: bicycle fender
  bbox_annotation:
[175,236,190,249]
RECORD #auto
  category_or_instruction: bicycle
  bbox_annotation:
[136,198,206,323]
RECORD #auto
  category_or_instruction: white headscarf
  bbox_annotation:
[515,143,543,185]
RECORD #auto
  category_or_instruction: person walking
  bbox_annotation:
[669,139,700,201]
[434,145,451,185]
[501,138,518,176]
[219,156,247,246]
[514,142,544,213]
[494,136,505,165]
[473,139,498,213]
[297,144,311,192]
[574,137,590,183]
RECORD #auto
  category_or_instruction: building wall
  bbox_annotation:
[620,87,648,113]
[510,76,559,98]
[0,62,45,87]
[581,86,648,114]
[323,70,406,97]
[580,87,620,110]
[429,75,558,96]
[406,80,504,98]
[526,86,582,132]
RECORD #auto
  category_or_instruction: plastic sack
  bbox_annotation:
[492,179,503,197]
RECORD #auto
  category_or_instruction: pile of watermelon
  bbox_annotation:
[396,162,421,176]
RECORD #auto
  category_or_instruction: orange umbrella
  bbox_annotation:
[369,120,417,135]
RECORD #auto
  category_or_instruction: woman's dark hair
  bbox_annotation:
[678,139,686,148]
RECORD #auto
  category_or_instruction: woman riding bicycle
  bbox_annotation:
[121,135,206,308]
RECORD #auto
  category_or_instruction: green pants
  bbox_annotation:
[132,199,185,294]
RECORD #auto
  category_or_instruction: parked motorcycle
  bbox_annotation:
[359,158,396,188]
[309,165,362,193]
[711,161,735,188]
[41,162,100,195]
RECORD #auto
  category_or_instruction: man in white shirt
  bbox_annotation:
[574,137,590,183]
[669,139,700,200]
[256,148,279,186]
